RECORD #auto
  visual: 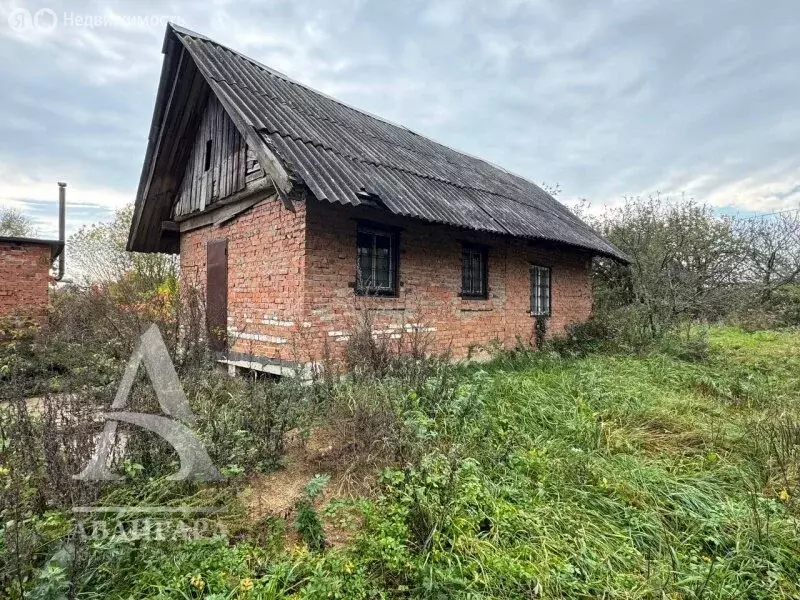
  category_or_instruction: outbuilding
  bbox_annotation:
[0,236,63,321]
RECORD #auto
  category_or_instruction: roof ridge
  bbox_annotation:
[169,24,423,135]
[168,24,563,205]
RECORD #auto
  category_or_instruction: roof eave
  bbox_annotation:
[127,24,185,253]
[0,236,64,262]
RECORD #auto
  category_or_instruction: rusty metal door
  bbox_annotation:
[206,239,228,352]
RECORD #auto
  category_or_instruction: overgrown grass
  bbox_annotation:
[3,327,800,598]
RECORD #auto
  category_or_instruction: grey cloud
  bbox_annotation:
[0,0,798,240]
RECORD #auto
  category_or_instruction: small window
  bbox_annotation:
[530,265,551,316]
[204,140,213,172]
[356,225,398,296]
[461,244,488,299]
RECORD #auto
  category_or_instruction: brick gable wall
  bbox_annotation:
[179,193,308,365]
[0,242,52,319]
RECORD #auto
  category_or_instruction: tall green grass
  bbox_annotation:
[6,327,800,598]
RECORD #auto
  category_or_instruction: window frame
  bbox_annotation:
[530,264,552,317]
[460,243,489,300]
[355,223,400,297]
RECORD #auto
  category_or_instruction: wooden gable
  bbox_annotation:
[174,94,264,218]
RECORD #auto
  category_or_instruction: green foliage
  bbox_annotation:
[0,207,37,237]
[546,309,655,355]
[3,327,800,598]
[67,204,177,286]
[294,474,330,552]
[587,195,744,336]
[0,317,121,399]
[732,284,800,331]
[579,195,800,338]
[189,368,311,473]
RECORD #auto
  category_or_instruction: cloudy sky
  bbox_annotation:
[0,0,798,240]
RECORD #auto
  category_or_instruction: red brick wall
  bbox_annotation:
[0,242,52,319]
[180,195,594,366]
[300,200,593,362]
[179,192,308,364]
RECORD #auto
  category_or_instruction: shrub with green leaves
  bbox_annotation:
[294,474,330,551]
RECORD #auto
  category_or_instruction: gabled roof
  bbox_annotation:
[129,24,628,262]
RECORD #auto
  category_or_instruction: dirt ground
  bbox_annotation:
[242,424,381,548]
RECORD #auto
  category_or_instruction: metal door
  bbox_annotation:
[206,239,228,352]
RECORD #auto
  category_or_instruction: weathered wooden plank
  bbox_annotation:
[190,102,201,211]
[174,90,253,218]
[230,125,241,190]
[165,67,208,208]
[204,78,293,198]
[229,112,235,179]
[178,182,274,232]
[237,135,246,190]
[190,111,200,211]
[204,97,212,206]
[245,146,265,184]
[219,101,226,196]
[213,95,223,202]
[232,126,240,193]
[228,112,237,194]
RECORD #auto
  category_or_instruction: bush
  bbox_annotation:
[731,285,800,331]
[294,474,330,551]
[343,307,444,388]
[0,320,121,400]
[547,304,660,357]
[344,309,392,380]
[190,368,312,473]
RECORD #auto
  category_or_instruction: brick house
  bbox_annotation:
[0,236,63,321]
[128,25,627,374]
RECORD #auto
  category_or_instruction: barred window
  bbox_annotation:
[356,225,398,295]
[530,265,551,316]
[461,244,488,299]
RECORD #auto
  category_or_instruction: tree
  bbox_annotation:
[738,208,800,302]
[68,204,177,287]
[0,207,37,237]
[586,194,745,336]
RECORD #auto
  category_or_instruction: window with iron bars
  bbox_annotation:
[356,225,398,296]
[461,244,488,299]
[530,264,551,316]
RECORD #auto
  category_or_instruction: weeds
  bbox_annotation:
[190,369,310,473]
[3,312,800,598]
[294,474,330,551]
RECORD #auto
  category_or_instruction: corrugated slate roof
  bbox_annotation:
[165,25,627,261]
